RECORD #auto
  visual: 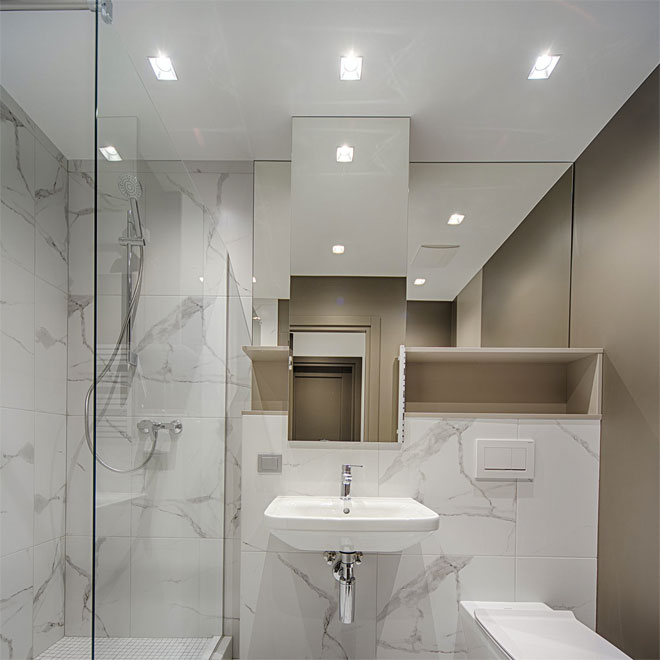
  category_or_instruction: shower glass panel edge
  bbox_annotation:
[92,4,229,658]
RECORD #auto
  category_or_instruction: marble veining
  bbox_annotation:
[379,420,473,490]
[241,414,600,659]
[277,554,348,660]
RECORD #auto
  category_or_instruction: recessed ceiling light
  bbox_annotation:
[99,145,122,162]
[413,278,426,286]
[340,54,362,81]
[252,276,257,283]
[336,145,354,163]
[528,53,560,80]
[332,245,345,254]
[199,276,204,282]
[149,55,177,81]
[448,213,465,225]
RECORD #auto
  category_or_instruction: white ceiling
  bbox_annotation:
[0,1,658,162]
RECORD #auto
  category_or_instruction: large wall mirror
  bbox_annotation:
[251,117,573,442]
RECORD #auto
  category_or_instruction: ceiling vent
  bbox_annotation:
[412,244,460,269]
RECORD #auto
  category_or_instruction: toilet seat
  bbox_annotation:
[474,608,631,660]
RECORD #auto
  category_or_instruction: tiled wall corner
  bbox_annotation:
[1,87,68,659]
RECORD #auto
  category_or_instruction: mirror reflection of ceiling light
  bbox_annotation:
[149,55,178,81]
[340,54,362,81]
[413,278,426,286]
[332,245,345,254]
[528,53,560,80]
[99,145,122,162]
[336,145,354,162]
[448,213,465,225]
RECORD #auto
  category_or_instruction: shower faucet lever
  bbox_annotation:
[119,235,146,247]
[137,419,184,436]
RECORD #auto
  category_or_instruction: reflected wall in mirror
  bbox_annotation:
[250,119,574,441]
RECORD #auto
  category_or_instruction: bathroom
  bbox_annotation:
[0,1,657,659]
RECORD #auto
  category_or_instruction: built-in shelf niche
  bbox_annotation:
[243,346,289,412]
[404,347,603,419]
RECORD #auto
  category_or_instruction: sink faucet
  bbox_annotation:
[341,464,363,501]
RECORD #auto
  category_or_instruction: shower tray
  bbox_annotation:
[35,636,221,660]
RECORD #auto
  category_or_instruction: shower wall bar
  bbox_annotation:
[0,0,112,22]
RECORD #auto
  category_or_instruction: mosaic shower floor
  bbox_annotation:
[36,636,221,660]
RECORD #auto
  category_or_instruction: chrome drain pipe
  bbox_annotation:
[324,551,363,624]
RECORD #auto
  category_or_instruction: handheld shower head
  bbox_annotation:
[118,174,143,200]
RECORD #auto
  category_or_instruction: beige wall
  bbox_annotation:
[290,276,406,442]
[405,301,453,347]
[571,68,659,659]
[480,168,573,347]
[455,270,483,346]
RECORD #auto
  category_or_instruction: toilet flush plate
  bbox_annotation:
[475,439,535,480]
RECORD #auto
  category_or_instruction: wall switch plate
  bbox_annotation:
[258,453,282,473]
[475,439,534,480]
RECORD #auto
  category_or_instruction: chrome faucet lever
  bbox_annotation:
[340,464,363,501]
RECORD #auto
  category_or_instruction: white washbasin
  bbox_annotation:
[264,495,439,552]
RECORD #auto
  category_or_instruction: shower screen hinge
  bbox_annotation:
[87,0,112,24]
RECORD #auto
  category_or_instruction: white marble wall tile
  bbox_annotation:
[241,414,285,552]
[131,417,225,539]
[66,415,132,538]
[515,557,597,629]
[64,535,92,637]
[224,415,242,540]
[133,295,226,418]
[32,537,65,656]
[129,537,217,637]
[1,98,36,275]
[188,169,253,302]
[67,294,123,417]
[35,279,67,415]
[379,418,517,556]
[66,171,94,296]
[199,539,224,637]
[34,413,66,545]
[0,407,34,557]
[0,547,33,660]
[241,550,377,660]
[65,535,131,638]
[139,173,205,298]
[202,208,229,299]
[94,536,131,637]
[1,259,35,410]
[91,172,133,298]
[223,538,241,654]
[376,554,515,659]
[35,142,67,293]
[516,420,600,558]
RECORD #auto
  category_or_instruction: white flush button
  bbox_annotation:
[484,447,512,470]
[476,439,535,480]
[511,447,527,470]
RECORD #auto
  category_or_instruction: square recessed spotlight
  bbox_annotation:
[448,213,465,225]
[99,145,122,162]
[336,145,354,163]
[149,55,178,81]
[332,245,345,254]
[528,53,560,80]
[340,54,362,81]
[413,278,426,286]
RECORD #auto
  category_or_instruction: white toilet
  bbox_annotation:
[460,601,631,660]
